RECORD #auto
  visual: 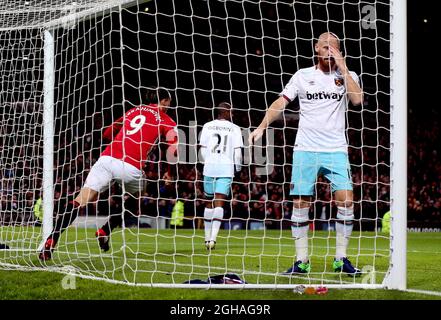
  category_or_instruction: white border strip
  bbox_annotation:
[404,289,441,297]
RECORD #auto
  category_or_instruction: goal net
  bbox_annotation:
[0,0,405,289]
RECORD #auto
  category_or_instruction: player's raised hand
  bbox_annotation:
[248,127,265,145]
[329,45,347,73]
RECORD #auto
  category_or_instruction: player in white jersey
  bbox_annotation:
[249,32,364,276]
[199,102,243,250]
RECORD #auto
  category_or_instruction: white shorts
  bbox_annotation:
[83,156,145,195]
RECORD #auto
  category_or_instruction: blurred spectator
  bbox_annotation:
[2,105,440,230]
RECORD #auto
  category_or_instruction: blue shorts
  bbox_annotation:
[290,151,352,196]
[203,176,232,198]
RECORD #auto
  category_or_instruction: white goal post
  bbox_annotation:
[0,0,406,290]
[383,0,407,290]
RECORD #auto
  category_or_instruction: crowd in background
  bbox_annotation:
[407,111,441,224]
[1,106,440,229]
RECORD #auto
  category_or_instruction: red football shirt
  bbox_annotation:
[101,104,177,170]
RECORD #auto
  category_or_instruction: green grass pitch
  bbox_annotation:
[0,227,440,300]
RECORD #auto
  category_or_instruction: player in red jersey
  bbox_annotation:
[39,88,177,261]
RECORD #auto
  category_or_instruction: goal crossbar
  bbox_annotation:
[0,0,152,31]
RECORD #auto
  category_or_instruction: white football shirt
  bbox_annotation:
[281,66,360,153]
[199,119,243,177]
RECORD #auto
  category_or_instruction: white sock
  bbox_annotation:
[335,206,354,260]
[210,207,224,242]
[291,207,310,262]
[204,208,215,242]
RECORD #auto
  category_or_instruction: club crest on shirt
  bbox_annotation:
[334,77,344,87]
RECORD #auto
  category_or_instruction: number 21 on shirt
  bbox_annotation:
[212,133,228,154]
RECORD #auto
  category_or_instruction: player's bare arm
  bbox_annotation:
[329,45,363,106]
[248,96,287,145]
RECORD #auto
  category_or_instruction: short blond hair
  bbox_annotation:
[317,32,341,47]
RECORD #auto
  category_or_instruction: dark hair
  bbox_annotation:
[145,88,171,104]
[216,102,232,118]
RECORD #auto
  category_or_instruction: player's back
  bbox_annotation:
[200,119,242,178]
[102,104,176,169]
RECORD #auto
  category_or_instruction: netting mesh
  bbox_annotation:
[0,0,138,30]
[0,0,392,287]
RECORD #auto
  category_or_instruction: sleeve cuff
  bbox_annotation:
[282,94,291,102]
